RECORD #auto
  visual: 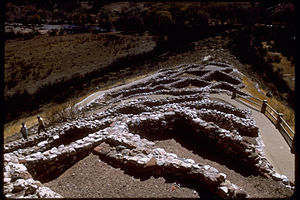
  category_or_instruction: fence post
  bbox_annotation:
[261,100,267,114]
[231,88,237,99]
[276,113,284,129]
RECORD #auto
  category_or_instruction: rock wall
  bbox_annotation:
[3,62,294,198]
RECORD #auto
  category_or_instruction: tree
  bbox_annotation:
[114,4,144,33]
[52,8,67,23]
[21,4,37,24]
[79,13,87,24]
[22,4,37,16]
[6,2,22,22]
[27,13,41,24]
[155,10,173,35]
[97,8,113,31]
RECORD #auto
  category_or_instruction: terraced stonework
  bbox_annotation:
[3,62,294,198]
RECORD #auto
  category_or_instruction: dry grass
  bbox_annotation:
[242,76,295,131]
[5,32,156,96]
[4,31,157,129]
[261,41,295,91]
[4,115,41,138]
[4,34,294,139]
[46,101,84,125]
[3,68,158,139]
[3,102,76,138]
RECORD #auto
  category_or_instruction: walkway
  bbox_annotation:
[210,93,295,182]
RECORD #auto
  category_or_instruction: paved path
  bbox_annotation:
[74,70,162,110]
[210,93,295,182]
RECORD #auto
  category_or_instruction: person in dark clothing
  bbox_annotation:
[37,115,46,134]
[20,122,28,140]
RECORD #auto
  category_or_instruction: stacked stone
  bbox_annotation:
[4,130,55,154]
[4,153,62,198]
[4,62,294,198]
[180,98,251,118]
[166,77,208,88]
[23,131,106,182]
[123,103,294,189]
[4,117,112,155]
[92,140,247,198]
[95,63,245,109]
[197,108,258,137]
[149,77,179,87]
[84,62,248,117]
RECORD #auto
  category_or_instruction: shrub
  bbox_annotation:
[26,13,41,24]
[49,29,58,36]
[47,100,86,126]
[267,54,281,63]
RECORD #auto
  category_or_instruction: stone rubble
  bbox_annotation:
[3,62,294,198]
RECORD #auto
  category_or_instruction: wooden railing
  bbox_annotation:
[232,88,294,148]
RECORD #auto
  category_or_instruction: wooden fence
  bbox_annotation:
[232,88,294,148]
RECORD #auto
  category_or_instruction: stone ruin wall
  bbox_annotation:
[3,62,294,198]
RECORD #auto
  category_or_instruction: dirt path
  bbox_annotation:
[210,93,295,182]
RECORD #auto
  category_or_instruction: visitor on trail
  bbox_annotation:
[20,122,28,140]
[37,115,46,134]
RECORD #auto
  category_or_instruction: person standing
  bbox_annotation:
[20,122,28,140]
[37,115,46,134]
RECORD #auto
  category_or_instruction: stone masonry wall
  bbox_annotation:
[3,62,294,198]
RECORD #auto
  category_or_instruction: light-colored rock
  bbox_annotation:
[137,157,150,165]
[4,177,11,184]
[156,158,165,166]
[13,179,26,192]
[37,186,63,198]
[272,172,282,181]
[185,159,195,164]
[37,141,48,147]
[203,165,211,170]
[219,186,228,194]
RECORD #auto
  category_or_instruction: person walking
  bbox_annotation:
[37,115,46,134]
[20,122,28,140]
